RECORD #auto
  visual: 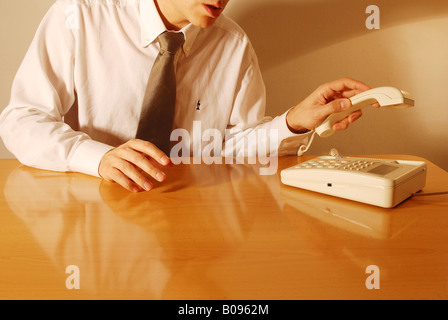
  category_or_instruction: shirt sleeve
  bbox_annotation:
[223,40,311,158]
[0,1,113,177]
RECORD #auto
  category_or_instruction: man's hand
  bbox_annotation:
[286,77,374,133]
[98,139,172,192]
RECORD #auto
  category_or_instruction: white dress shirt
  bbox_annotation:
[0,0,309,177]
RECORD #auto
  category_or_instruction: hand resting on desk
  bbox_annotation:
[98,139,173,193]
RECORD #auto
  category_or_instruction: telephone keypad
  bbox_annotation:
[295,158,379,172]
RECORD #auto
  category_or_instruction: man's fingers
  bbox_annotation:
[341,89,364,99]
[327,77,371,93]
[98,139,171,192]
[348,110,363,123]
[115,146,167,183]
[107,167,144,193]
[320,77,371,102]
[101,153,155,192]
[127,139,171,167]
[287,77,372,132]
[320,98,351,118]
[333,110,363,131]
[117,158,156,191]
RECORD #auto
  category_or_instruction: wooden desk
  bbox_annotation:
[0,155,447,300]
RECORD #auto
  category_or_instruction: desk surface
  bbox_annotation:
[1,155,448,300]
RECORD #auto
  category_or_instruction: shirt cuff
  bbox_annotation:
[68,139,114,178]
[271,110,310,140]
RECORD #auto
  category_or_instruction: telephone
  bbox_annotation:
[315,86,415,137]
[281,156,427,208]
[283,86,424,208]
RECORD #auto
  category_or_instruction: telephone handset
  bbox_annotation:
[315,87,415,137]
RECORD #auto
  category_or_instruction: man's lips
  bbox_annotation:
[203,3,224,18]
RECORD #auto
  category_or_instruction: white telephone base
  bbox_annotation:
[281,156,427,208]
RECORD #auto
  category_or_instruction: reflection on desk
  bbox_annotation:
[1,156,448,300]
[3,161,273,299]
[281,185,420,240]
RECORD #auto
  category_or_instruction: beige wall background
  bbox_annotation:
[226,0,448,170]
[1,0,447,170]
[0,0,56,159]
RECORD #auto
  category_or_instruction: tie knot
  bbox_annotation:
[158,31,185,55]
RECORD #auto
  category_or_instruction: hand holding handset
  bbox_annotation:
[315,87,415,137]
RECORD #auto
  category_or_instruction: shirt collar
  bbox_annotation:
[140,0,200,58]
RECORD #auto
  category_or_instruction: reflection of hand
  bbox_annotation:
[286,77,372,133]
[98,139,173,192]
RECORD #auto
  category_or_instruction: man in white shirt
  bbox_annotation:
[0,0,369,192]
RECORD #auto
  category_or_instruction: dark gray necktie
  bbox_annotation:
[136,31,185,154]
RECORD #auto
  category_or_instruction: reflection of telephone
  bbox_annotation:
[280,184,419,239]
[281,156,427,208]
[315,87,415,137]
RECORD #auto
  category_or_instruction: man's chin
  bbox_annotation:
[192,16,219,28]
